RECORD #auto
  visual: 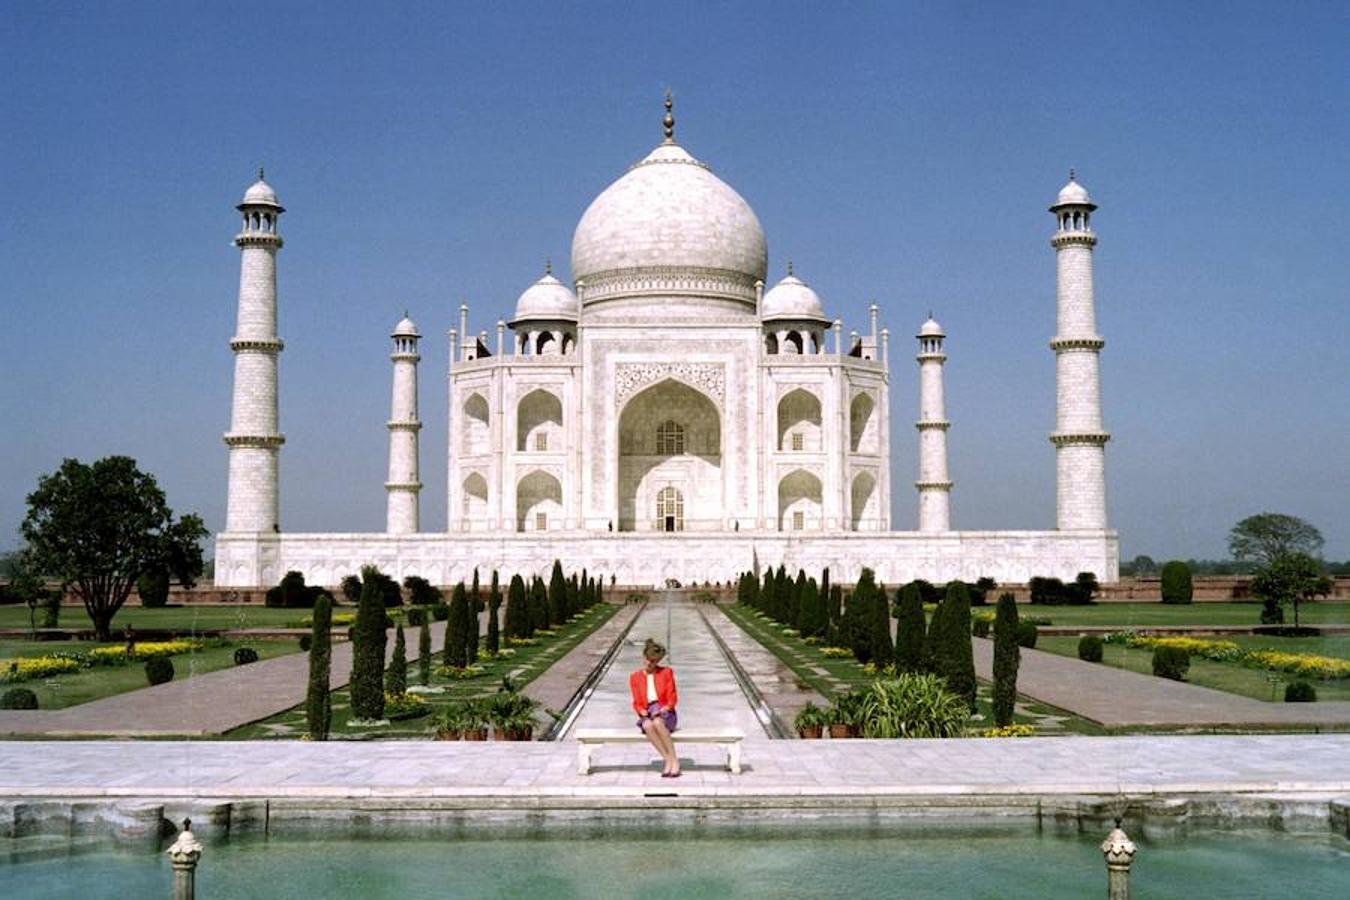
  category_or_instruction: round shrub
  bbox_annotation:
[145,657,175,686]
[136,569,170,608]
[1077,634,1104,663]
[432,603,450,622]
[1015,621,1038,649]
[233,647,259,666]
[1285,681,1317,703]
[1,687,39,710]
[1160,561,1193,605]
[971,617,991,638]
[406,607,428,627]
[298,634,312,652]
[1151,645,1189,681]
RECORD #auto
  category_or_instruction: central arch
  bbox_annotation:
[618,378,722,532]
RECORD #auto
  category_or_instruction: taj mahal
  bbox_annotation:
[214,97,1118,588]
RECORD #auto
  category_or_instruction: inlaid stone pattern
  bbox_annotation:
[615,361,726,410]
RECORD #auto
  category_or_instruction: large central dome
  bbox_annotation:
[570,140,768,309]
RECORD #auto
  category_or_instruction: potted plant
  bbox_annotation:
[489,689,539,741]
[432,704,467,740]
[829,690,865,738]
[794,702,828,739]
[461,700,490,741]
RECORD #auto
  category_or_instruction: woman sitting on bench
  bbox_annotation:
[630,638,680,777]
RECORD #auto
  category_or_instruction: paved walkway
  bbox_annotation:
[702,603,827,732]
[566,594,768,738]
[523,603,642,721]
[0,623,448,737]
[972,639,1350,728]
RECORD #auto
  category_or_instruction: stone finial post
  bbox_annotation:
[167,817,203,900]
[1101,821,1136,900]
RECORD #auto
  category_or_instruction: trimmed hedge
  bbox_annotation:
[1152,645,1190,681]
[1077,634,1104,663]
[1015,621,1039,649]
[137,569,170,608]
[1284,681,1317,703]
[233,647,259,666]
[145,657,175,685]
[1,687,39,710]
[1160,561,1193,605]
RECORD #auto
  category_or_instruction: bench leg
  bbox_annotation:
[726,742,741,774]
[577,743,592,776]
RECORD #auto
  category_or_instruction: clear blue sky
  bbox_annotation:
[2,1,1347,561]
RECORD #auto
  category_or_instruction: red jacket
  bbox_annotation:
[630,666,678,716]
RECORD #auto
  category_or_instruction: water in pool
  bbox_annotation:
[2,830,1347,898]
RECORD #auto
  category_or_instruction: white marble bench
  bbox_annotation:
[574,727,745,775]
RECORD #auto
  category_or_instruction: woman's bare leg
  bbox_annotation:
[649,718,680,774]
[642,720,675,772]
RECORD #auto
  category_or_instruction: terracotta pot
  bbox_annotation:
[797,725,823,740]
[847,725,863,738]
[434,729,461,741]
[462,728,488,741]
[828,723,851,739]
[501,726,533,742]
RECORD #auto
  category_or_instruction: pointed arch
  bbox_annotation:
[849,392,877,453]
[850,470,878,531]
[517,388,562,452]
[516,470,561,532]
[777,388,822,451]
[778,469,823,532]
[462,392,490,456]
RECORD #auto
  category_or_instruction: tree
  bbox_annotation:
[1160,561,1193,605]
[530,576,549,633]
[418,617,432,685]
[445,582,470,668]
[349,566,387,721]
[505,574,527,639]
[137,568,171,608]
[486,570,501,654]
[386,623,408,695]
[403,575,440,606]
[21,456,207,641]
[867,576,894,670]
[991,592,1020,727]
[471,568,482,613]
[894,582,928,674]
[306,593,333,740]
[1250,552,1323,628]
[548,560,568,626]
[340,575,363,605]
[1072,572,1100,605]
[1229,513,1324,566]
[1127,555,1158,577]
[790,570,806,629]
[798,577,825,639]
[7,549,55,638]
[932,581,976,711]
[465,574,481,664]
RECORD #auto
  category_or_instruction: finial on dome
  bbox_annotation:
[1068,167,1076,182]
[786,260,794,277]
[258,166,265,181]
[544,257,552,275]
[663,88,675,143]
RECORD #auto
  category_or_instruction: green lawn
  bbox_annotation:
[226,602,619,739]
[721,603,1105,736]
[997,602,1349,628]
[0,604,319,633]
[1036,635,1350,703]
[0,638,301,710]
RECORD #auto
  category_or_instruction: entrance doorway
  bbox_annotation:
[657,486,684,532]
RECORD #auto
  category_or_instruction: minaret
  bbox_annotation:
[1049,171,1109,530]
[224,170,285,533]
[915,315,952,532]
[386,314,422,533]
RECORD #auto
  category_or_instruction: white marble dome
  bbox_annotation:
[571,143,768,284]
[392,315,419,337]
[1054,176,1091,207]
[241,174,281,208]
[512,270,578,323]
[918,316,944,337]
[761,273,827,322]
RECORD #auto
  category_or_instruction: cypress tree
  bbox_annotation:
[846,579,872,665]
[486,570,501,654]
[531,576,549,633]
[305,593,332,740]
[827,584,843,644]
[864,571,894,668]
[580,568,589,612]
[418,616,432,685]
[548,560,567,625]
[935,581,976,710]
[471,567,482,613]
[386,623,408,695]
[791,569,806,629]
[445,582,469,668]
[992,592,1020,726]
[350,566,387,721]
[894,582,928,673]
[762,570,773,614]
[568,574,579,619]
[773,564,790,624]
[465,576,480,665]
[799,577,825,639]
[820,567,832,626]
[505,574,527,639]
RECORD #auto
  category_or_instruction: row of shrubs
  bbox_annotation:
[431,687,541,740]
[1101,632,1350,680]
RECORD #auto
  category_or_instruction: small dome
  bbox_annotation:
[571,142,767,287]
[511,271,578,324]
[392,315,419,338]
[918,316,944,338]
[240,170,282,208]
[1053,173,1093,208]
[761,273,827,322]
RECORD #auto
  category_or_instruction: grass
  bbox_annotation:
[0,604,321,632]
[226,602,619,739]
[995,602,1349,628]
[1037,635,1350,703]
[0,638,301,710]
[721,603,1105,736]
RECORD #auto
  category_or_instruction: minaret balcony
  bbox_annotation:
[914,420,951,431]
[234,232,284,248]
[230,338,285,353]
[1049,232,1097,249]
[223,433,285,448]
[1049,431,1111,447]
[1049,336,1105,352]
[385,420,423,432]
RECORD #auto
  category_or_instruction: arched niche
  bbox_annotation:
[516,470,561,532]
[849,392,877,453]
[617,378,721,532]
[462,392,490,456]
[777,388,822,451]
[517,388,562,452]
[850,470,878,531]
[778,469,822,531]
[462,472,488,523]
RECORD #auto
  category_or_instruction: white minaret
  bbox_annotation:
[224,170,285,533]
[386,313,422,533]
[1049,171,1109,530]
[915,315,952,532]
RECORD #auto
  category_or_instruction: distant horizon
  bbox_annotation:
[2,2,1346,560]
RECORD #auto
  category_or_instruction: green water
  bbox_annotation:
[3,831,1348,898]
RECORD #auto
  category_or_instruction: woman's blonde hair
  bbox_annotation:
[643,638,666,661]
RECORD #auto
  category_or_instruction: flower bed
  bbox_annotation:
[1105,632,1349,679]
[2,655,82,683]
[87,640,205,665]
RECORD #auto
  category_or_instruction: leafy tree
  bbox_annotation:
[971,576,997,607]
[21,456,207,641]
[894,582,928,674]
[548,560,568,626]
[505,574,527,639]
[266,570,325,609]
[137,568,171,608]
[1126,555,1158,577]
[991,592,1020,726]
[402,575,440,606]
[349,566,387,721]
[445,582,470,668]
[932,581,976,711]
[1251,552,1324,628]
[6,550,56,637]
[306,593,333,740]
[386,623,408,695]
[340,575,363,605]
[1229,513,1324,566]
[418,617,432,685]
[486,570,501,654]
[1072,571,1100,605]
[1160,561,1193,605]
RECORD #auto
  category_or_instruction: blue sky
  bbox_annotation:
[2,1,1346,560]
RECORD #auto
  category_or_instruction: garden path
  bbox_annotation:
[972,638,1350,728]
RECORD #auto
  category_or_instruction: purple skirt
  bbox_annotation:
[637,701,677,733]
